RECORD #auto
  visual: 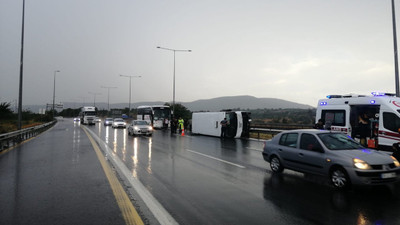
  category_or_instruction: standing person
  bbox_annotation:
[164,118,169,130]
[220,117,228,138]
[178,117,184,134]
[358,113,369,147]
[314,119,324,129]
[170,118,176,134]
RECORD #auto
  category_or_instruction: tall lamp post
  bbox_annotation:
[17,0,26,130]
[101,86,117,111]
[157,46,191,117]
[88,92,101,107]
[119,74,141,117]
[52,70,61,119]
[392,0,400,96]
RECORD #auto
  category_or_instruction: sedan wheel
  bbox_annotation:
[330,168,350,189]
[270,156,283,173]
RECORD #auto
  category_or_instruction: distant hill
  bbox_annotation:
[23,95,313,113]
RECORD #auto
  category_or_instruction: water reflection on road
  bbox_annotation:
[86,123,400,225]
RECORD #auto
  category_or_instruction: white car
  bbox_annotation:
[112,118,126,128]
[128,120,153,136]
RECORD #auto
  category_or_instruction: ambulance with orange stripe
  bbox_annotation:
[316,92,400,151]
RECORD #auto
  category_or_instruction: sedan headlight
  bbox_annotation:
[391,156,400,167]
[353,158,372,170]
[134,126,139,130]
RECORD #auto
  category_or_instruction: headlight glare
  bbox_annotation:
[391,156,400,167]
[353,158,371,170]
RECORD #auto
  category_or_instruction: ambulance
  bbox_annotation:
[316,92,400,151]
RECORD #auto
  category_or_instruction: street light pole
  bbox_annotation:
[119,74,141,116]
[392,0,400,96]
[101,86,117,111]
[156,46,191,117]
[17,0,25,130]
[88,92,101,107]
[52,70,60,119]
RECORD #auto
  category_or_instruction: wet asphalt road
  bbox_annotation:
[87,119,400,225]
[0,119,126,225]
[2,119,400,225]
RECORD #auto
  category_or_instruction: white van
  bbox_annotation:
[316,92,400,151]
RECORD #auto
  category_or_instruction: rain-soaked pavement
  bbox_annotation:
[2,118,400,224]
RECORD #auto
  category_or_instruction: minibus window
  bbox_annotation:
[383,112,400,133]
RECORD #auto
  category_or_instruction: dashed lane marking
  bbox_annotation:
[186,149,246,169]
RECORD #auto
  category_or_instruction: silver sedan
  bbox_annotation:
[128,120,153,136]
[262,129,400,189]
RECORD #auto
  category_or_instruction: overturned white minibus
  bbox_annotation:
[192,111,251,138]
[316,92,400,151]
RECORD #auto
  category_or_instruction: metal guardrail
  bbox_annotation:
[0,121,56,152]
[250,123,314,139]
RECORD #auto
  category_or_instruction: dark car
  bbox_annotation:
[103,118,113,126]
[262,129,400,189]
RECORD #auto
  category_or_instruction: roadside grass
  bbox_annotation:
[249,132,274,140]
[0,120,44,134]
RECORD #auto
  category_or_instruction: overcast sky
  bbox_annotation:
[1,0,398,109]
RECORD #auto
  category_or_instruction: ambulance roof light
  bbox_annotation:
[327,95,342,99]
[371,91,396,97]
[371,91,386,96]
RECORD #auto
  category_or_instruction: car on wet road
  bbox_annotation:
[103,118,113,126]
[112,118,127,128]
[127,120,153,136]
[262,129,400,189]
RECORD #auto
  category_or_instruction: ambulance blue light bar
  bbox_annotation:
[327,95,342,99]
[371,91,395,97]
[371,92,386,96]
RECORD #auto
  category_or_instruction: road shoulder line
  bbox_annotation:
[83,127,144,225]
[83,126,178,225]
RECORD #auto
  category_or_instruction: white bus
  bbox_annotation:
[192,111,251,138]
[137,105,171,129]
[79,106,96,125]
[316,92,400,150]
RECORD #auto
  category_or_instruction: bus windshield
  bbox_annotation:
[153,107,170,120]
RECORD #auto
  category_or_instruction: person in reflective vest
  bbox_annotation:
[178,117,184,134]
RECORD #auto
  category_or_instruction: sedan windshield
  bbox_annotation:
[317,133,364,150]
[114,119,124,122]
[134,121,148,125]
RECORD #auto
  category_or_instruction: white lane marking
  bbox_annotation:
[246,147,262,152]
[83,126,178,225]
[186,149,246,169]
